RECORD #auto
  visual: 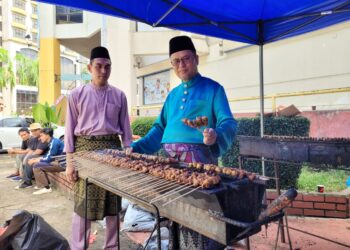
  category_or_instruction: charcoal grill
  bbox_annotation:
[238,135,350,165]
[68,150,286,249]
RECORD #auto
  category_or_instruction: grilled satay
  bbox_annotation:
[182,116,209,129]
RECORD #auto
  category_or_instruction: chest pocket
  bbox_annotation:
[186,100,208,116]
[106,103,121,119]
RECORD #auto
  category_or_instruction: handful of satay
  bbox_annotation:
[182,116,208,131]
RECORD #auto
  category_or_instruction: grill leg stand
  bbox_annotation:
[274,219,281,250]
[84,178,89,250]
[274,161,285,243]
[284,213,293,250]
[238,155,243,169]
[154,207,162,250]
[116,196,121,250]
[245,237,250,250]
[171,222,179,250]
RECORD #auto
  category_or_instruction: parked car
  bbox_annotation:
[0,117,65,149]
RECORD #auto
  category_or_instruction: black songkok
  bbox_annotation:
[169,36,196,56]
[90,46,110,61]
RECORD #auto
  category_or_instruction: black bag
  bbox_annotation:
[0,210,70,250]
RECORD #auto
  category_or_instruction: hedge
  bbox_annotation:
[131,116,310,189]
[131,117,157,137]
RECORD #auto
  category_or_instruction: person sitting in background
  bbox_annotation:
[30,128,65,195]
[6,127,31,180]
[15,123,49,189]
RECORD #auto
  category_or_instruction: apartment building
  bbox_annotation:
[0,0,83,116]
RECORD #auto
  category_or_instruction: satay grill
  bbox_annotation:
[238,135,350,166]
[71,149,283,248]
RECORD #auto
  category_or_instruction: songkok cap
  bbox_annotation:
[169,36,196,56]
[29,123,42,130]
[90,46,110,61]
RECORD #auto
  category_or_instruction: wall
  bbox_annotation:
[234,110,350,138]
[301,110,350,138]
[267,190,350,218]
[198,22,350,113]
[133,21,350,115]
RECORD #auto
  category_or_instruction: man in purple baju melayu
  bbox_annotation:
[64,46,132,250]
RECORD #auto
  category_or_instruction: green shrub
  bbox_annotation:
[221,116,310,189]
[131,117,157,137]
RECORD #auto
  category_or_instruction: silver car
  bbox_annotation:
[0,117,64,149]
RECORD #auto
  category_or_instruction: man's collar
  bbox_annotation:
[182,73,201,88]
[90,82,109,90]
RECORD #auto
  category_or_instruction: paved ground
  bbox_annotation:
[0,155,139,250]
[1,154,350,250]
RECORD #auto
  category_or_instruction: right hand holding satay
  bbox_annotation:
[203,128,217,145]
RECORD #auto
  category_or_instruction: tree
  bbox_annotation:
[15,53,39,86]
[0,48,15,89]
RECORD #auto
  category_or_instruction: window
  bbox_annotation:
[143,71,170,105]
[60,57,76,90]
[32,4,37,14]
[56,6,83,24]
[16,90,38,114]
[1,118,23,127]
[61,57,75,74]
[32,33,38,43]
[19,48,38,60]
[13,13,26,25]
[32,18,38,29]
[12,27,26,39]
[13,0,26,10]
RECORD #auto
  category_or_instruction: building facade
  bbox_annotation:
[0,0,84,117]
[37,3,350,121]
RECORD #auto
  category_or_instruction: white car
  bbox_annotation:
[0,117,65,149]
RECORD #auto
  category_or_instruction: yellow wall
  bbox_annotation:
[39,38,61,105]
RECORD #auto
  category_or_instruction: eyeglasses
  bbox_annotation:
[170,55,194,67]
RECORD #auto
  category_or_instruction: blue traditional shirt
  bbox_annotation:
[132,74,237,157]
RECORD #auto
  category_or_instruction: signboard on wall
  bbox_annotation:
[143,71,170,105]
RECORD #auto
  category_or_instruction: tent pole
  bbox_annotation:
[259,44,265,176]
[259,44,264,138]
[258,19,265,176]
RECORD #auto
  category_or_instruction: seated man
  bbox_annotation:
[6,127,31,180]
[30,128,65,195]
[16,123,49,189]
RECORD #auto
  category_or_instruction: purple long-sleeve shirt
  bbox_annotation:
[64,83,132,153]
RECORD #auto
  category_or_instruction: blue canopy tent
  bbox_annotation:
[37,0,350,136]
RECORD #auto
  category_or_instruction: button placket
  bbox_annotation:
[181,83,189,110]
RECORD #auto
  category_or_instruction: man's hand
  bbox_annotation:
[7,148,15,154]
[125,146,133,155]
[66,154,78,183]
[28,157,41,166]
[203,128,217,146]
